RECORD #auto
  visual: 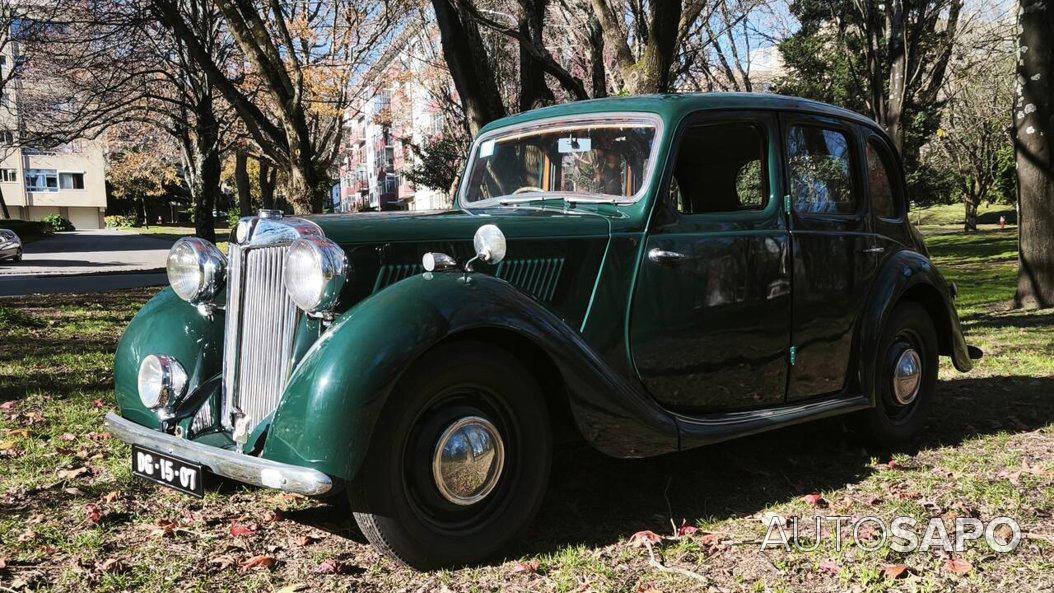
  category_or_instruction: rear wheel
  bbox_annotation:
[351,341,552,569]
[863,303,938,445]
[13,249,21,262]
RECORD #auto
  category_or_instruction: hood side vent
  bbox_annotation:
[373,263,424,293]
[496,257,565,302]
[372,257,565,302]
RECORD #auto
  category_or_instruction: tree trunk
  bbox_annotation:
[259,159,276,210]
[283,164,325,215]
[963,192,979,232]
[235,149,252,216]
[587,14,607,98]
[1014,0,1054,309]
[518,0,556,111]
[185,95,220,244]
[431,0,507,135]
[0,185,9,219]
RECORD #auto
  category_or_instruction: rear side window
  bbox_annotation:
[786,125,856,215]
[866,139,901,219]
[670,122,769,215]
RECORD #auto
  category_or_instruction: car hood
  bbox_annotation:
[307,206,612,245]
[305,207,613,328]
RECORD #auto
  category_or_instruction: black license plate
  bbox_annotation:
[131,445,204,497]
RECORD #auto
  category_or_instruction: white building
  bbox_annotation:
[2,140,107,229]
[0,17,107,229]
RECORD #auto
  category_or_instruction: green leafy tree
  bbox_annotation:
[775,0,963,199]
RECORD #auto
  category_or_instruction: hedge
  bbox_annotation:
[0,219,53,243]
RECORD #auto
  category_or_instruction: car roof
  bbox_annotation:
[478,92,882,136]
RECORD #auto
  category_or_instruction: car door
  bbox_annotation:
[629,111,792,413]
[781,115,880,401]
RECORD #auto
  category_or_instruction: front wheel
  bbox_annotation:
[351,341,552,569]
[863,302,939,446]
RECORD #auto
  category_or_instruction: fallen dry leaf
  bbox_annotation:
[230,521,258,537]
[59,433,76,442]
[803,493,827,508]
[95,558,125,574]
[274,585,308,593]
[944,557,972,575]
[629,530,662,547]
[0,401,14,411]
[240,555,276,571]
[511,560,540,575]
[677,524,698,537]
[0,558,7,570]
[57,467,89,480]
[882,564,910,579]
[84,504,102,524]
[261,509,284,523]
[817,560,841,576]
[149,519,177,538]
[294,534,320,547]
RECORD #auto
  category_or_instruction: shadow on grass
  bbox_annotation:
[512,371,1054,555]
[274,372,1054,563]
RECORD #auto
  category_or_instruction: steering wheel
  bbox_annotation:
[512,186,546,195]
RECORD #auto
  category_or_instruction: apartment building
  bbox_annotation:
[2,141,107,229]
[337,30,448,213]
[0,18,107,229]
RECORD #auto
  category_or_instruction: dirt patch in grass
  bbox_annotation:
[1,223,1052,592]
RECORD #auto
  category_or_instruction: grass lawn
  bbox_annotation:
[1,209,1051,592]
[117,225,231,253]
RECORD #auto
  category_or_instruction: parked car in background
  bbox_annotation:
[107,93,981,569]
[0,229,22,262]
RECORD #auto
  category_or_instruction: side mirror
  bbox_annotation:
[473,224,507,265]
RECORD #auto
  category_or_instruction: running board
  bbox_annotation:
[675,394,871,450]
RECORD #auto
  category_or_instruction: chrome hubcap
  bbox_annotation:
[432,416,505,506]
[892,348,922,405]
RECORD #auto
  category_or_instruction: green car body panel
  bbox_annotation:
[113,93,976,486]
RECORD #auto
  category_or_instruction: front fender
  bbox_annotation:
[114,288,225,428]
[264,272,679,480]
[855,250,974,400]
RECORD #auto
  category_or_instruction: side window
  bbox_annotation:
[671,122,768,215]
[786,125,857,215]
[866,139,901,219]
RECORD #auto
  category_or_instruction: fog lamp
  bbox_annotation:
[137,354,188,411]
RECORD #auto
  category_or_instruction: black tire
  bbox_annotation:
[863,302,939,446]
[351,341,552,569]
[13,249,21,262]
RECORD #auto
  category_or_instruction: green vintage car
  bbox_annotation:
[108,93,979,568]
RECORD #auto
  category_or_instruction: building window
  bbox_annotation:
[26,169,58,192]
[0,130,13,144]
[0,169,15,182]
[59,172,84,189]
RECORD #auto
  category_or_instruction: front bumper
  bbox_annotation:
[105,413,333,496]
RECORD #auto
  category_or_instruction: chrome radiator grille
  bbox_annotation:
[222,244,300,435]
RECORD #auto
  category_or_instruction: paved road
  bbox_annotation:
[0,230,173,297]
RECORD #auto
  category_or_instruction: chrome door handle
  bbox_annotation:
[860,246,886,254]
[648,248,690,263]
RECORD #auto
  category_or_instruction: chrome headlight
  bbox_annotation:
[283,237,348,313]
[137,354,187,411]
[166,237,226,304]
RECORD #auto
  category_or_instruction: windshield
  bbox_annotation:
[461,116,659,205]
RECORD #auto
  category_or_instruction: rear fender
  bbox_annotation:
[855,250,974,402]
[263,272,678,481]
